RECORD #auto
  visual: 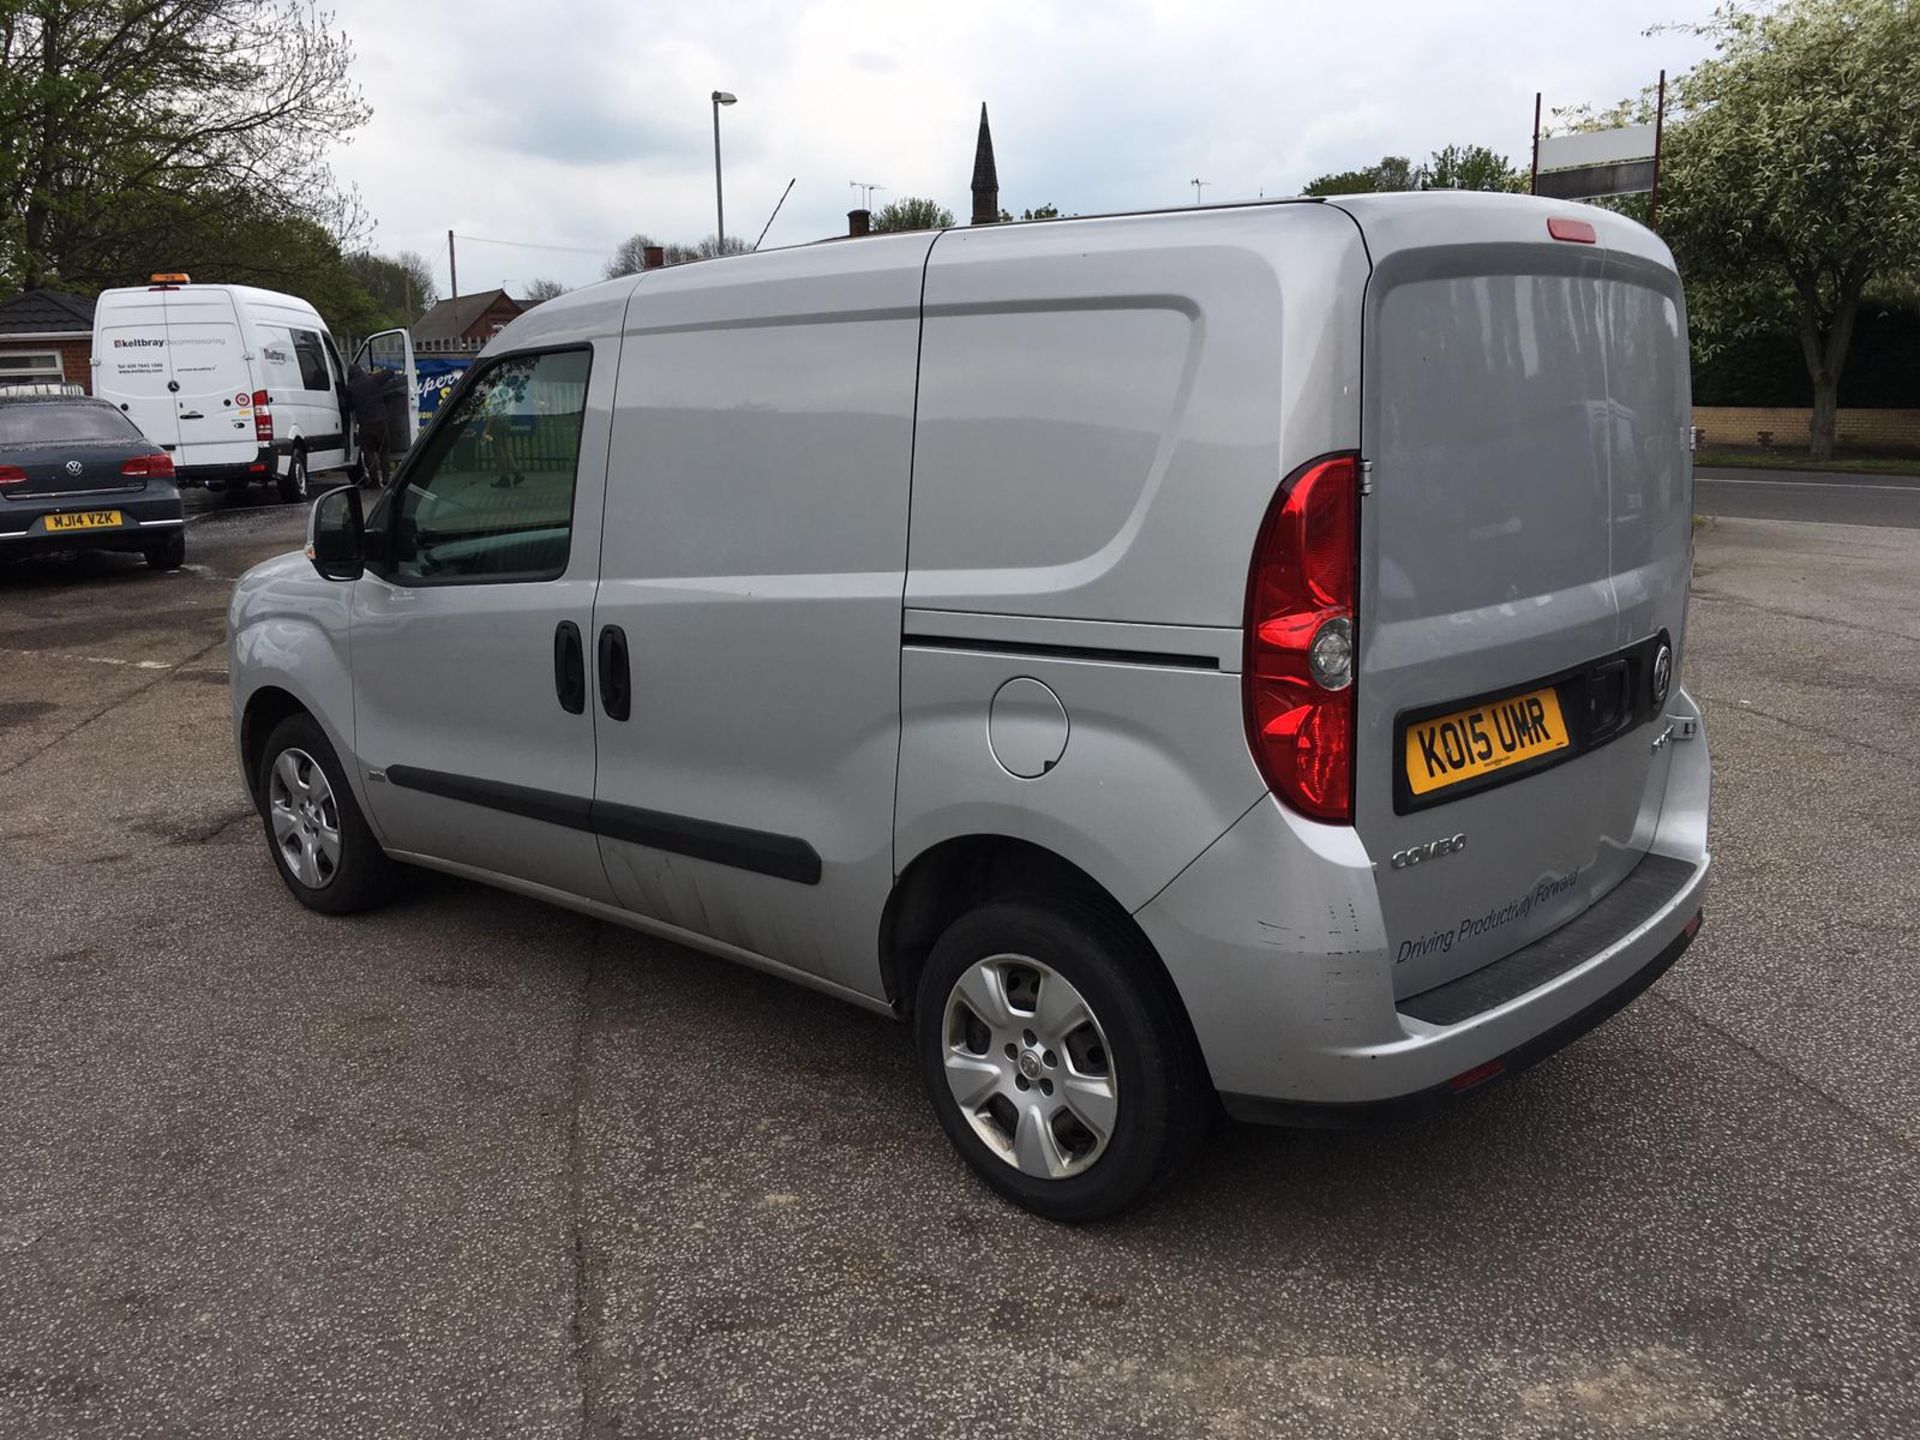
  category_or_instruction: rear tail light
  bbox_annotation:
[252,389,272,444]
[120,453,176,478]
[0,464,25,486]
[1244,453,1360,823]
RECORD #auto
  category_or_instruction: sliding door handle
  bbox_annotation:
[597,624,631,721]
[553,621,585,714]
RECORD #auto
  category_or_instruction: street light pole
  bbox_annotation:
[712,90,737,251]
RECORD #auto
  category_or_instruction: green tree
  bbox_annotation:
[344,250,437,324]
[1301,156,1421,196]
[0,0,369,293]
[1021,204,1061,220]
[1425,144,1523,193]
[1656,0,1920,459]
[870,197,954,232]
[1302,148,1519,197]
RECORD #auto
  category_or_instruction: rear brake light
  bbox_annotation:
[1244,453,1359,823]
[120,454,175,478]
[252,389,272,444]
[0,465,25,486]
[1548,217,1596,244]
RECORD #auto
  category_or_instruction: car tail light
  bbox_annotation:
[120,453,176,478]
[252,390,272,444]
[0,464,25,486]
[1244,453,1359,823]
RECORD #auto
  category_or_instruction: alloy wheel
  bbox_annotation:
[941,954,1118,1179]
[267,747,341,888]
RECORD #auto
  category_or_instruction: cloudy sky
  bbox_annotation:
[327,0,1721,299]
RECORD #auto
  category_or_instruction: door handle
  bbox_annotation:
[597,625,631,721]
[553,621,585,714]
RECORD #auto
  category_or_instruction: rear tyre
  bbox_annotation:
[255,712,399,915]
[277,446,309,505]
[144,532,186,571]
[914,897,1211,1222]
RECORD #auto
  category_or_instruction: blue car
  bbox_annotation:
[0,390,187,569]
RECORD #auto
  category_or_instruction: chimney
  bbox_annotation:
[642,245,665,270]
[971,102,999,225]
[847,208,871,237]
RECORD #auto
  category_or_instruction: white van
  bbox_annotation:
[231,196,1710,1220]
[93,276,417,503]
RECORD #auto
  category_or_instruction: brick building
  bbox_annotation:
[409,289,526,356]
[0,290,97,392]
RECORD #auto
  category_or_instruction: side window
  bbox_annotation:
[386,348,591,584]
[257,326,302,392]
[291,328,331,391]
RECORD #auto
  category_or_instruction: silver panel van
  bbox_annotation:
[231,194,1709,1220]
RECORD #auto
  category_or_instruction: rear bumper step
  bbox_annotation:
[1398,851,1696,1025]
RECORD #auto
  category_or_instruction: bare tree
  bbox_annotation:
[604,232,747,278]
[523,276,568,303]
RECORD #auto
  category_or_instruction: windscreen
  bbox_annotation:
[0,404,144,446]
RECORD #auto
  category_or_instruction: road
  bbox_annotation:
[1696,466,1920,528]
[1,498,1916,1438]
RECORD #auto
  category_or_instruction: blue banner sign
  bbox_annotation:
[416,357,471,432]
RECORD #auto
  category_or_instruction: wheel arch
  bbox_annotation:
[879,834,1200,1042]
[239,685,312,802]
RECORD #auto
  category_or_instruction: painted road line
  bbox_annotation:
[0,647,176,671]
[1697,477,1920,494]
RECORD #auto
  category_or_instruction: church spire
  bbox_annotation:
[971,103,999,225]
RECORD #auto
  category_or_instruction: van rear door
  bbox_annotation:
[94,290,179,455]
[1336,194,1693,1000]
[163,288,255,468]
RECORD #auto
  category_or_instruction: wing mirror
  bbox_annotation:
[306,484,365,581]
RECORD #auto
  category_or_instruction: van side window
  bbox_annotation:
[385,348,591,584]
[291,329,331,391]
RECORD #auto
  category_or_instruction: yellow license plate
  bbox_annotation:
[45,510,123,532]
[1405,685,1569,796]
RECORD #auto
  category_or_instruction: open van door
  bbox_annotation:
[352,328,419,447]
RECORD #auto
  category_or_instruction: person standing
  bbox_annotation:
[347,363,390,488]
[380,366,412,466]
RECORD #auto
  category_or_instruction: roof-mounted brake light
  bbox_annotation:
[1547,217,1596,244]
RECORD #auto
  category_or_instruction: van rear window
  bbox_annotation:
[0,403,143,445]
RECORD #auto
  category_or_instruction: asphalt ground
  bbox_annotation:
[1695,466,1920,528]
[1,492,1915,1438]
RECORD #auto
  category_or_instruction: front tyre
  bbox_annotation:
[255,713,399,915]
[914,898,1210,1222]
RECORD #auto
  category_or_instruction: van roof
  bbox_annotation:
[95,281,328,315]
